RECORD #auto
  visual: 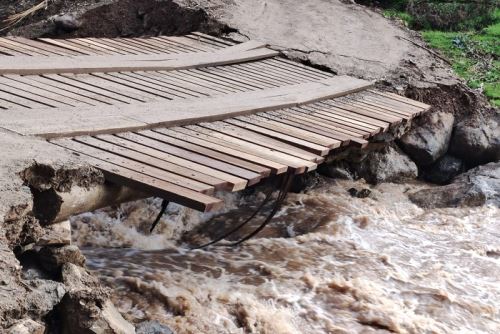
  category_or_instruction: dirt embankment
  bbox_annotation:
[0,0,498,333]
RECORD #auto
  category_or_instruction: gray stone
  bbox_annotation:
[422,154,465,185]
[7,318,45,334]
[450,110,500,166]
[137,321,174,334]
[399,111,455,166]
[355,144,418,184]
[53,14,81,32]
[318,161,354,180]
[25,279,66,317]
[410,162,500,208]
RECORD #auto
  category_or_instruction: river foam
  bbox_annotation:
[72,177,500,333]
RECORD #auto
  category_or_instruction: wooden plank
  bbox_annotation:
[133,71,213,97]
[13,37,80,56]
[0,38,52,56]
[280,108,370,138]
[180,125,317,173]
[0,45,280,75]
[52,139,222,212]
[155,36,215,52]
[302,104,382,133]
[52,74,142,104]
[311,102,390,130]
[75,136,229,190]
[360,92,423,115]
[325,100,402,123]
[344,98,412,120]
[131,130,271,177]
[97,134,251,190]
[37,38,92,55]
[156,128,290,174]
[262,111,360,145]
[288,107,371,138]
[4,74,99,106]
[122,72,205,98]
[75,38,128,55]
[224,118,330,156]
[23,75,114,105]
[53,138,214,194]
[1,76,373,137]
[200,121,323,163]
[238,115,341,148]
[0,76,80,107]
[368,90,431,110]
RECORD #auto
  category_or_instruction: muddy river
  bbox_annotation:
[71,177,500,333]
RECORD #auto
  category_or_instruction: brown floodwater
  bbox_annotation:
[72,177,500,334]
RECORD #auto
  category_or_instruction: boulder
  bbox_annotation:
[52,14,81,32]
[25,279,66,318]
[59,263,135,334]
[37,220,71,246]
[449,110,500,166]
[355,144,418,184]
[399,111,455,166]
[421,154,465,184]
[136,320,174,334]
[318,161,354,180]
[38,245,85,274]
[409,162,500,208]
[7,318,45,334]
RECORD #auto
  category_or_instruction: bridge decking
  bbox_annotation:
[0,33,431,212]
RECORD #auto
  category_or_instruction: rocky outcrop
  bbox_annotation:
[449,110,500,167]
[355,144,418,184]
[398,111,455,166]
[410,162,500,208]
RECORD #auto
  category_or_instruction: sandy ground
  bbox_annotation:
[180,0,457,84]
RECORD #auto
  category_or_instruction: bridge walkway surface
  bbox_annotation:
[0,32,430,212]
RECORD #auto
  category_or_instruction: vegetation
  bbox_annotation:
[369,0,499,106]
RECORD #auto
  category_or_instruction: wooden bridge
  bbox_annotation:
[0,33,430,212]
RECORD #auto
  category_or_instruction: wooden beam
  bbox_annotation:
[0,43,279,75]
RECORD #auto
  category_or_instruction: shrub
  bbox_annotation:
[407,0,498,31]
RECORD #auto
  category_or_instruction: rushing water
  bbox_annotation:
[72,177,500,334]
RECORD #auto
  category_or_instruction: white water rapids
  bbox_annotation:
[71,177,500,334]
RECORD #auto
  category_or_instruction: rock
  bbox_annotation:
[95,300,135,334]
[410,162,500,208]
[449,110,500,166]
[7,318,45,334]
[137,320,175,334]
[53,14,81,32]
[348,188,372,198]
[422,154,465,184]
[318,161,354,180]
[61,263,99,292]
[25,279,66,318]
[38,245,85,274]
[399,112,455,166]
[355,144,418,184]
[37,220,71,246]
[59,263,134,334]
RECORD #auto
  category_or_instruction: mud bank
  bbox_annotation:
[0,0,498,333]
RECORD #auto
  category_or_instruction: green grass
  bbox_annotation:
[384,7,500,107]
